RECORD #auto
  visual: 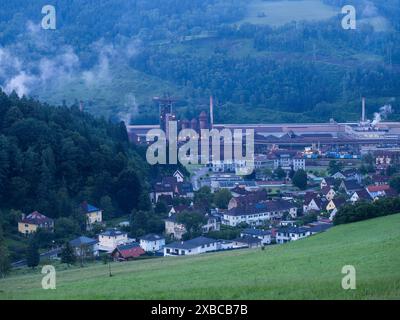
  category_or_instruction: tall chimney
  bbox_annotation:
[362,97,366,123]
[210,96,214,129]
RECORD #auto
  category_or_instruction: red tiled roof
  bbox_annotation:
[114,243,145,259]
[367,185,391,192]
[21,211,53,225]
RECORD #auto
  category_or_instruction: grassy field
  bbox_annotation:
[240,0,338,26]
[1,214,399,300]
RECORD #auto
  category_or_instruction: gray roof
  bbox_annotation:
[276,227,309,235]
[241,228,271,236]
[165,236,218,250]
[100,229,127,237]
[69,236,97,247]
[233,236,262,245]
[140,234,165,241]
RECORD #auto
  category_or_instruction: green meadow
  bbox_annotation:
[1,214,399,300]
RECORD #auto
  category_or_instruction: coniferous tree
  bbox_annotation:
[0,222,10,278]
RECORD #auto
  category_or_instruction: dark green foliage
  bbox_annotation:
[0,222,10,277]
[328,160,343,175]
[389,175,400,193]
[207,225,241,240]
[213,189,232,209]
[274,167,286,180]
[0,91,149,218]
[26,241,40,269]
[334,197,400,225]
[176,211,207,238]
[292,170,308,190]
[61,242,76,266]
[194,186,213,211]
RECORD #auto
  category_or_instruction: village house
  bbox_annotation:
[303,197,327,214]
[98,229,129,252]
[367,185,398,199]
[332,169,362,183]
[112,243,145,261]
[80,202,103,230]
[18,211,54,235]
[165,210,220,240]
[340,180,363,195]
[232,236,262,248]
[371,174,390,186]
[240,228,272,245]
[139,234,165,252]
[163,236,219,256]
[223,199,297,227]
[275,227,310,244]
[173,170,184,182]
[320,177,336,189]
[326,198,347,220]
[350,189,373,204]
[69,236,99,258]
[228,189,268,210]
[150,174,194,203]
[306,222,333,235]
[267,149,306,171]
[321,186,336,201]
[374,151,399,169]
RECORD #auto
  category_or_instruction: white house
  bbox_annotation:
[321,187,336,201]
[275,227,310,244]
[223,199,297,227]
[98,229,129,252]
[240,228,272,245]
[350,189,373,204]
[163,237,219,256]
[303,197,327,214]
[139,234,165,252]
[173,170,184,183]
[80,202,103,231]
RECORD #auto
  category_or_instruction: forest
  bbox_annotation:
[1,0,399,124]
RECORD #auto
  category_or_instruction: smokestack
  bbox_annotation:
[210,96,214,129]
[362,97,366,123]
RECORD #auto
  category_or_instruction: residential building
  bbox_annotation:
[275,227,310,244]
[98,229,129,252]
[367,185,398,199]
[321,186,336,201]
[69,236,99,257]
[232,236,262,248]
[267,149,305,171]
[223,199,297,227]
[80,202,103,230]
[303,197,327,214]
[112,243,145,261]
[240,228,272,245]
[163,237,219,256]
[326,198,347,220]
[18,211,54,235]
[340,180,363,195]
[320,177,336,189]
[350,189,373,204]
[139,234,165,252]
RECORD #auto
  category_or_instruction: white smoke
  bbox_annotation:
[0,18,142,99]
[372,104,393,126]
[118,93,139,125]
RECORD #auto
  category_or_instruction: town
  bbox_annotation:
[9,96,400,268]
